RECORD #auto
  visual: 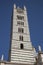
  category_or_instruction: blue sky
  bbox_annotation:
[0,0,43,61]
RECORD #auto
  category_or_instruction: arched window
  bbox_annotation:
[20,43,24,49]
[19,36,23,41]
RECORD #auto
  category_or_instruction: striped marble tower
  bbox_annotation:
[9,4,36,65]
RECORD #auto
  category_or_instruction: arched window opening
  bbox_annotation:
[20,43,24,49]
[19,36,23,41]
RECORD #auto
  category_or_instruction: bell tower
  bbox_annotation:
[9,4,36,64]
